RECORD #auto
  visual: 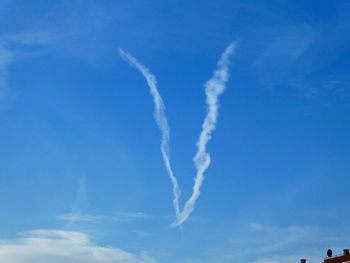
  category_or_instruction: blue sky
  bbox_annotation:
[0,0,350,262]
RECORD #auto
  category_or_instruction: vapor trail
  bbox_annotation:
[119,49,181,217]
[173,42,237,226]
[119,42,236,227]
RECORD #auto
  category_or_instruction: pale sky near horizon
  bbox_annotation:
[0,1,350,262]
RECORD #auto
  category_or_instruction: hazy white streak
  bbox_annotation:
[0,230,156,263]
[174,42,237,226]
[119,49,181,217]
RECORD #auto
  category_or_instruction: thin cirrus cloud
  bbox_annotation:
[0,30,65,101]
[223,222,350,263]
[58,212,153,224]
[119,42,237,226]
[0,43,13,98]
[58,177,153,225]
[60,177,90,227]
[0,229,156,263]
[58,213,104,223]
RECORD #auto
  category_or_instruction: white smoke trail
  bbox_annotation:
[173,42,237,226]
[119,42,236,227]
[119,49,181,217]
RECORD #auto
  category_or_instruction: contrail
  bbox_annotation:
[119,42,236,227]
[119,48,181,217]
[173,42,237,226]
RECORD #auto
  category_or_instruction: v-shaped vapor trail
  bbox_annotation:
[173,42,237,226]
[119,42,237,227]
[119,48,181,218]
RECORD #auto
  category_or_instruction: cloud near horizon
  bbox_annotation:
[0,229,156,263]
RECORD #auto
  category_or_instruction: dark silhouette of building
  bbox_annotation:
[324,249,350,263]
[300,249,350,263]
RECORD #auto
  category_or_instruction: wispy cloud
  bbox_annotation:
[244,222,326,252]
[289,75,350,102]
[72,177,89,212]
[59,180,154,226]
[0,42,13,100]
[251,24,315,90]
[61,177,89,227]
[0,229,157,263]
[58,213,103,223]
[58,212,153,224]
[224,222,350,263]
[5,30,61,46]
[0,2,114,101]
[0,29,65,103]
[118,48,181,219]
[172,220,349,263]
[116,212,153,221]
[174,42,237,226]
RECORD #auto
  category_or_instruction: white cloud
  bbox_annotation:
[0,229,156,263]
